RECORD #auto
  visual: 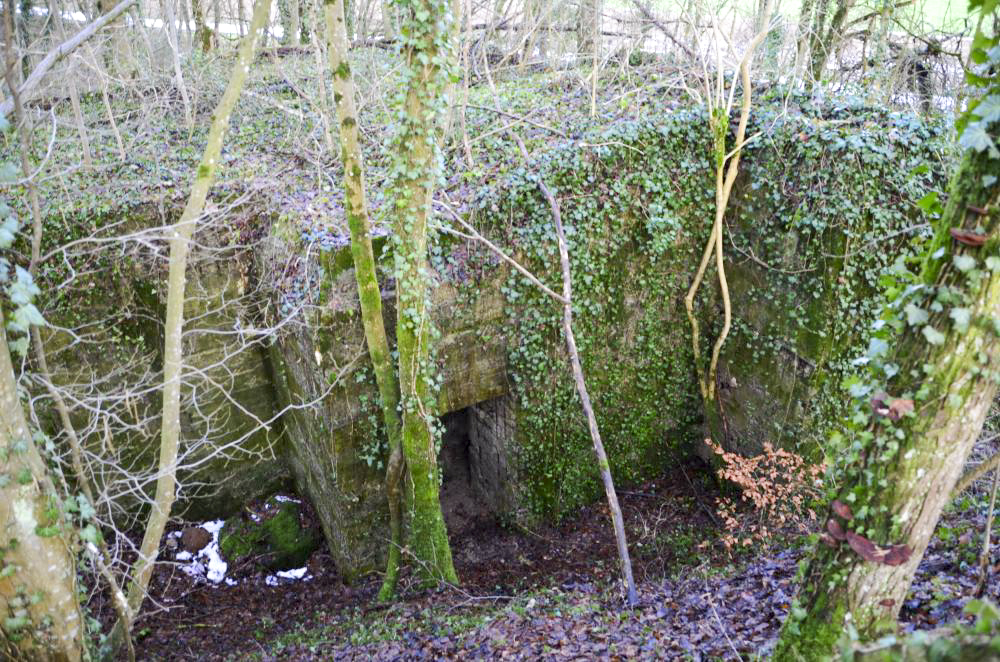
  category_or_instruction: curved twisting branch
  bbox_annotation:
[684,0,774,403]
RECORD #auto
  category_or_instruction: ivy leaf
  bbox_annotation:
[923,325,947,345]
[904,303,929,326]
[866,337,889,360]
[79,524,101,546]
[951,307,972,333]
[954,254,978,272]
[8,336,28,357]
[12,303,45,329]
[916,191,939,213]
[0,215,18,248]
[977,95,1000,123]
[77,496,96,521]
[959,121,999,157]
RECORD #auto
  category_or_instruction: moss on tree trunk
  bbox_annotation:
[323,0,407,601]
[389,0,458,585]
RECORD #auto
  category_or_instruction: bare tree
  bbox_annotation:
[113,0,272,645]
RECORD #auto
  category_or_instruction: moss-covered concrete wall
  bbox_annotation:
[30,100,949,582]
[36,205,288,522]
[267,102,949,579]
[454,103,949,523]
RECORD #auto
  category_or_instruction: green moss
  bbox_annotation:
[773,596,847,661]
[219,497,321,570]
[262,502,322,568]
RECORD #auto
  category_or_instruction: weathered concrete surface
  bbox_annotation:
[266,248,510,577]
[40,247,288,522]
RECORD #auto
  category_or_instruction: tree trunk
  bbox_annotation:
[576,0,600,64]
[390,0,458,585]
[0,15,85,660]
[192,0,213,51]
[163,0,194,128]
[114,0,271,642]
[809,0,855,84]
[538,175,639,607]
[774,93,1000,658]
[288,0,300,45]
[0,316,86,661]
[323,0,406,602]
[381,0,395,38]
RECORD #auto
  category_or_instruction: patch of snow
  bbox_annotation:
[173,519,229,585]
[277,567,309,580]
[202,519,226,535]
[273,495,301,504]
[265,566,312,586]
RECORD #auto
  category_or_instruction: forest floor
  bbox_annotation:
[115,458,1000,661]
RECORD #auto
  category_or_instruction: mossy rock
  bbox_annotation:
[219,496,321,570]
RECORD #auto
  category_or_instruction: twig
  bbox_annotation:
[953,434,1000,497]
[630,0,695,59]
[975,466,1000,597]
[681,465,721,526]
[1,0,137,117]
[433,197,566,304]
[464,103,568,138]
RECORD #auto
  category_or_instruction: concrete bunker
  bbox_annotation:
[438,395,516,534]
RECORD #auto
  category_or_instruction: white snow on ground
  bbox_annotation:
[273,495,301,503]
[173,519,230,585]
[265,566,312,586]
[170,516,313,588]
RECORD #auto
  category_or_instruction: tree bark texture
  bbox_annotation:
[0,317,84,661]
[576,0,600,63]
[391,0,458,585]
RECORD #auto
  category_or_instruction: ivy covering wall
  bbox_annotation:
[458,98,951,521]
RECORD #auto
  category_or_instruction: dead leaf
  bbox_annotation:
[832,500,853,521]
[950,228,987,246]
[827,519,846,541]
[883,544,913,567]
[846,531,913,566]
[888,399,914,422]
[846,531,881,563]
[870,392,890,418]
